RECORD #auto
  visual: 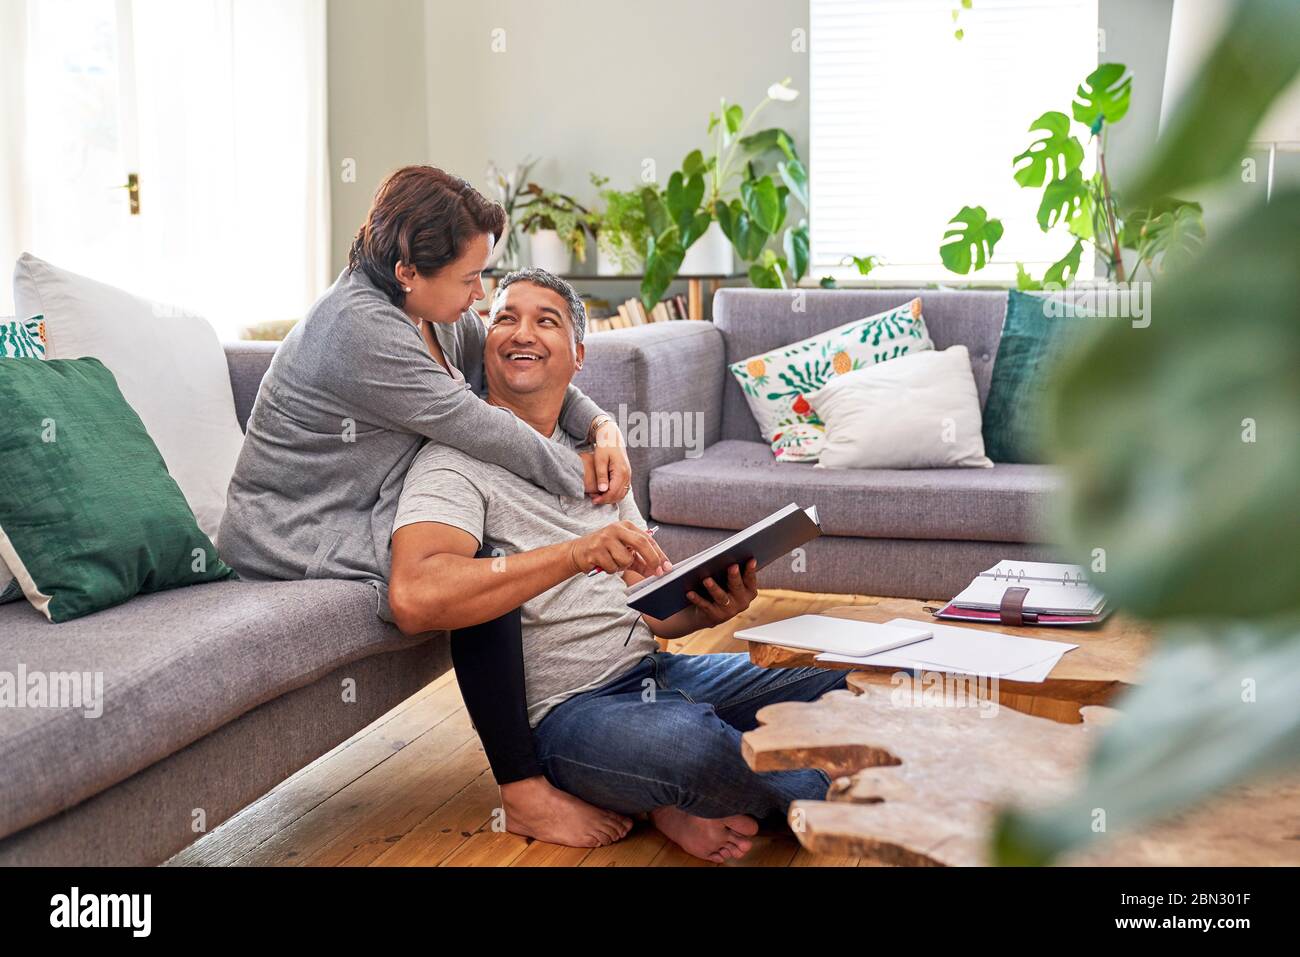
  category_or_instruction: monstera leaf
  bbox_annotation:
[1135,202,1206,274]
[1013,111,1085,187]
[1041,239,1084,287]
[1125,1,1300,204]
[1037,168,1088,231]
[940,205,1003,274]
[1072,63,1132,130]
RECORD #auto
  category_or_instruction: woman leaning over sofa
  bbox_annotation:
[220,165,661,847]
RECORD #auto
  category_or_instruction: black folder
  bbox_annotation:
[626,503,822,620]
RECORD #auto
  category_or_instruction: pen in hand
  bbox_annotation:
[586,525,661,577]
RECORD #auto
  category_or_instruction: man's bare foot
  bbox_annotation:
[650,806,759,863]
[500,776,632,847]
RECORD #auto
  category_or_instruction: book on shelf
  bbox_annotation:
[587,295,693,333]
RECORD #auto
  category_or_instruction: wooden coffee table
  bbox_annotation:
[737,597,1299,865]
[745,596,1153,724]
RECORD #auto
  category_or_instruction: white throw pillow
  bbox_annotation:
[12,253,244,542]
[806,346,994,470]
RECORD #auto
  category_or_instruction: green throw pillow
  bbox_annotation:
[982,289,1078,463]
[0,357,235,622]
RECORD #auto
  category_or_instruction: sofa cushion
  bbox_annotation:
[649,440,1060,544]
[0,578,429,841]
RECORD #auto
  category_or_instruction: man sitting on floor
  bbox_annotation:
[387,268,847,863]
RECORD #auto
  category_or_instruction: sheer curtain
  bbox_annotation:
[2,0,330,337]
[0,1,32,315]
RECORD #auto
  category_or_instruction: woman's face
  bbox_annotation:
[396,231,492,325]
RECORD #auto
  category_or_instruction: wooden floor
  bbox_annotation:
[169,589,886,867]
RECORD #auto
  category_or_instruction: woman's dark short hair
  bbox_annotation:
[347,165,506,304]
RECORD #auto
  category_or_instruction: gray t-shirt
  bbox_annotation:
[393,428,659,727]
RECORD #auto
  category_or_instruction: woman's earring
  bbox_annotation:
[403,286,412,293]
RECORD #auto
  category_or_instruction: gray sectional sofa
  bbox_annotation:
[0,287,1059,865]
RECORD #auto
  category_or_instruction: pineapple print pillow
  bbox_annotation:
[729,298,934,453]
[1,315,46,603]
[0,315,46,358]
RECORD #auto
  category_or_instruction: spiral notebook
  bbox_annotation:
[949,561,1106,616]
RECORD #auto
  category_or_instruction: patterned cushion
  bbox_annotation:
[727,297,934,453]
[0,317,46,601]
[771,422,826,463]
[0,316,46,359]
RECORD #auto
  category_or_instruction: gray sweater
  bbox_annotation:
[218,266,603,620]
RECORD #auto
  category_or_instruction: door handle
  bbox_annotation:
[112,172,141,215]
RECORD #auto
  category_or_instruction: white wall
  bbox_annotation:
[327,0,430,276]
[327,0,1179,278]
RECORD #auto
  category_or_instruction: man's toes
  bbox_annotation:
[724,815,760,836]
[723,840,751,859]
[708,851,725,863]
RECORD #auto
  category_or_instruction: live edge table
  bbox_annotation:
[740,597,1299,866]
[745,596,1153,723]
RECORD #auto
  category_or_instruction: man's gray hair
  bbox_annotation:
[489,267,587,344]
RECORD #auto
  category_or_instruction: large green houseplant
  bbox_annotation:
[639,80,810,308]
[991,0,1300,864]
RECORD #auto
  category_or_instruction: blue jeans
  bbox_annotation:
[533,652,849,820]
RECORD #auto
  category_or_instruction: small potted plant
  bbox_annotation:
[587,174,650,276]
[515,184,590,275]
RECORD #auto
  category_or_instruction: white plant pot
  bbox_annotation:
[596,239,643,276]
[679,220,734,276]
[528,229,571,275]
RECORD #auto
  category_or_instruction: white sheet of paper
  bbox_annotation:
[999,653,1067,683]
[813,618,1077,678]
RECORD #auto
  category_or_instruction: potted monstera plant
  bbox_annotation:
[939,63,1206,285]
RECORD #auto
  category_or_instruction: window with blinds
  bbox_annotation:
[810,0,1099,282]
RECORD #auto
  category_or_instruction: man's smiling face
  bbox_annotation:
[484,280,584,400]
